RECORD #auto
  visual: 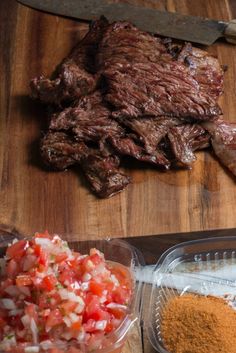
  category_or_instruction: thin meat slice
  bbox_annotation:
[98,22,222,119]
[81,154,131,198]
[167,124,210,166]
[31,18,109,106]
[40,131,89,170]
[168,127,197,166]
[173,123,210,151]
[50,92,123,142]
[202,120,236,176]
[120,116,181,153]
[110,135,171,169]
[177,43,224,100]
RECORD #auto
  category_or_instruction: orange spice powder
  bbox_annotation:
[161,294,236,353]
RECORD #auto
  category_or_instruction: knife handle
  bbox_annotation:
[224,19,236,44]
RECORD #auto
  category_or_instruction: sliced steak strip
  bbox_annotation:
[168,126,197,166]
[110,135,171,169]
[177,43,224,100]
[202,120,236,176]
[50,92,123,142]
[98,22,222,119]
[40,131,89,170]
[81,154,131,198]
[120,116,181,154]
[31,18,109,106]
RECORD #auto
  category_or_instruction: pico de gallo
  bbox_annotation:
[0,232,133,353]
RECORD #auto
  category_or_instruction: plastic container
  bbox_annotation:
[0,235,144,353]
[147,236,236,353]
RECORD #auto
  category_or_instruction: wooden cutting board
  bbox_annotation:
[1,0,236,240]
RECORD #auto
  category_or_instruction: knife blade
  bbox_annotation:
[17,0,236,45]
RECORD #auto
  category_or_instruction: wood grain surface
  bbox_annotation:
[1,0,236,240]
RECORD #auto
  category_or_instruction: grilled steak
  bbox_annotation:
[98,22,223,119]
[40,131,89,170]
[30,17,109,106]
[81,153,131,198]
[49,92,123,142]
[202,120,236,176]
[31,18,234,198]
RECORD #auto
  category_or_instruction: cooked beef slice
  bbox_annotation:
[110,135,171,168]
[49,92,123,141]
[30,18,109,106]
[177,123,210,151]
[168,126,197,166]
[98,22,222,119]
[177,43,224,100]
[81,154,131,198]
[202,120,236,176]
[40,131,89,170]
[119,116,181,154]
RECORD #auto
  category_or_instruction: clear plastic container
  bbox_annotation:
[0,234,144,353]
[147,236,236,353]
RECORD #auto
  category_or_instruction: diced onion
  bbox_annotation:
[63,316,71,328]
[0,298,17,310]
[30,318,38,344]
[25,347,40,353]
[69,312,79,323]
[40,340,53,350]
[4,285,20,297]
[95,320,107,331]
[21,315,31,328]
[9,309,23,316]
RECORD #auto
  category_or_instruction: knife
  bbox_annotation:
[17,0,236,45]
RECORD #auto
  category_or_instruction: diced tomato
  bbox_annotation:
[35,231,51,239]
[89,281,105,297]
[6,259,20,278]
[0,317,6,328]
[58,268,75,285]
[104,322,113,333]
[38,249,48,266]
[16,274,33,287]
[112,287,131,305]
[59,301,77,316]
[6,240,28,260]
[85,295,110,322]
[46,309,63,331]
[107,306,126,320]
[70,318,82,332]
[83,319,96,332]
[55,252,68,263]
[49,348,64,353]
[90,254,102,266]
[111,265,132,288]
[33,244,42,257]
[41,275,57,291]
[25,304,38,321]
[81,256,95,273]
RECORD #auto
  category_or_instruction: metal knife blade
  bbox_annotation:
[17,0,229,45]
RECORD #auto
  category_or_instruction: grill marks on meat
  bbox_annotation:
[40,132,89,170]
[98,22,223,119]
[30,18,109,106]
[81,154,131,198]
[177,43,224,100]
[31,18,233,198]
[50,92,123,142]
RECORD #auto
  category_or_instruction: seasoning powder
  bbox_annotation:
[161,294,236,353]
